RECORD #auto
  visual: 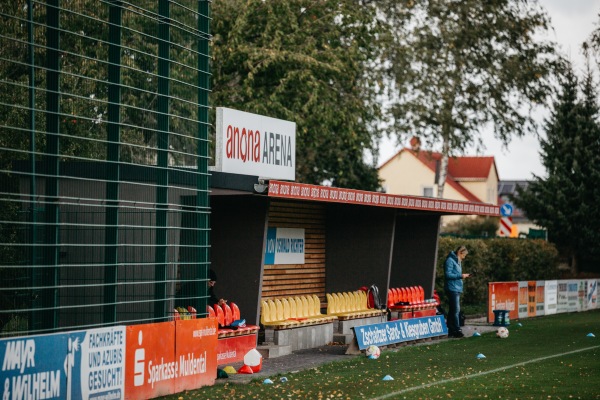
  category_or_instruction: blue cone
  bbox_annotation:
[587,333,595,337]
[517,322,523,327]
[382,375,394,381]
[263,379,274,384]
[476,353,486,359]
[472,332,481,337]
[280,377,288,383]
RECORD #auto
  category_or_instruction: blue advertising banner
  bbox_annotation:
[353,316,447,350]
[1,326,125,400]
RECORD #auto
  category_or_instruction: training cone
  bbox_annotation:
[517,322,523,327]
[587,333,595,337]
[263,378,274,384]
[476,353,486,359]
[237,364,254,374]
[382,375,394,381]
[223,366,237,375]
[244,349,263,373]
[280,377,288,383]
[472,332,481,337]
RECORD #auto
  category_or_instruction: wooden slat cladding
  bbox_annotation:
[262,200,326,304]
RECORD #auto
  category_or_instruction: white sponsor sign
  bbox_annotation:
[215,107,296,180]
[264,227,305,265]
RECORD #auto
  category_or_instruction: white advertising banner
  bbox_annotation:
[215,107,296,180]
[264,227,305,265]
[544,280,558,315]
[557,281,569,313]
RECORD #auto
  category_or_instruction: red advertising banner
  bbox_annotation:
[173,318,218,392]
[216,334,258,365]
[125,322,176,400]
[268,180,499,216]
[488,282,518,322]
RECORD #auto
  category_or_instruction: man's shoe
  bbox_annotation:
[448,332,464,338]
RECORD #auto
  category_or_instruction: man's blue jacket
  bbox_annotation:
[444,251,463,293]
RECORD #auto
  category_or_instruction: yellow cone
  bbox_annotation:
[223,365,237,374]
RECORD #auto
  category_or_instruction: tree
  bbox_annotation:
[514,63,600,272]
[386,0,559,198]
[210,0,389,189]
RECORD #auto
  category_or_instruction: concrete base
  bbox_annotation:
[269,322,334,352]
[333,333,354,345]
[334,315,387,335]
[256,343,293,359]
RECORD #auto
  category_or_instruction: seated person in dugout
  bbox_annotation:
[208,269,227,306]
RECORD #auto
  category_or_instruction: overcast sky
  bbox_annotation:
[378,1,600,181]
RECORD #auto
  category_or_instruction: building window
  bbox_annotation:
[422,186,434,197]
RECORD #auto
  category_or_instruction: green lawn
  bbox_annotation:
[163,310,600,399]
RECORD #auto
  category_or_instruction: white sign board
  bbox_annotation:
[215,107,296,180]
[264,227,305,265]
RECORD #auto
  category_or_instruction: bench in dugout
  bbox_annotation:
[207,302,259,338]
[260,295,336,330]
[326,291,386,320]
[387,286,439,317]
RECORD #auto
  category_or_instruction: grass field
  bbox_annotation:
[163,310,600,399]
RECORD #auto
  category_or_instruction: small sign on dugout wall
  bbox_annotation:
[264,227,305,265]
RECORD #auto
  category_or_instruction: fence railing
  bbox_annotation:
[0,0,211,337]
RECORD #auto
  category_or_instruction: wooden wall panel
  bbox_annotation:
[261,200,326,305]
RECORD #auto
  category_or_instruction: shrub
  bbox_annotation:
[435,237,560,311]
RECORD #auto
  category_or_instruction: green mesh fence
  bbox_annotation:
[0,0,211,337]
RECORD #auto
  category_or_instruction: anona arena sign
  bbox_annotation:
[215,108,296,180]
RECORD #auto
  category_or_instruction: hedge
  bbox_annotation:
[434,237,560,309]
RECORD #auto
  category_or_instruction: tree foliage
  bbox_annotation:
[441,216,500,238]
[514,63,600,272]
[211,0,389,189]
[386,0,559,197]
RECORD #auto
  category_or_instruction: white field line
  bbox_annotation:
[373,345,600,400]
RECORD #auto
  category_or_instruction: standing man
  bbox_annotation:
[444,245,471,338]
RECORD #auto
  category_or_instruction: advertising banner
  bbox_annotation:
[268,180,500,216]
[487,282,519,323]
[1,332,68,400]
[567,280,579,312]
[535,281,545,316]
[518,281,529,319]
[173,318,218,392]
[544,280,558,315]
[353,316,447,350]
[526,281,537,317]
[589,280,599,309]
[215,107,296,180]
[0,326,125,400]
[125,322,176,399]
[557,281,569,313]
[264,227,305,265]
[216,334,258,365]
[577,280,587,311]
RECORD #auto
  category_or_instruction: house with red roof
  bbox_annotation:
[378,144,499,224]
